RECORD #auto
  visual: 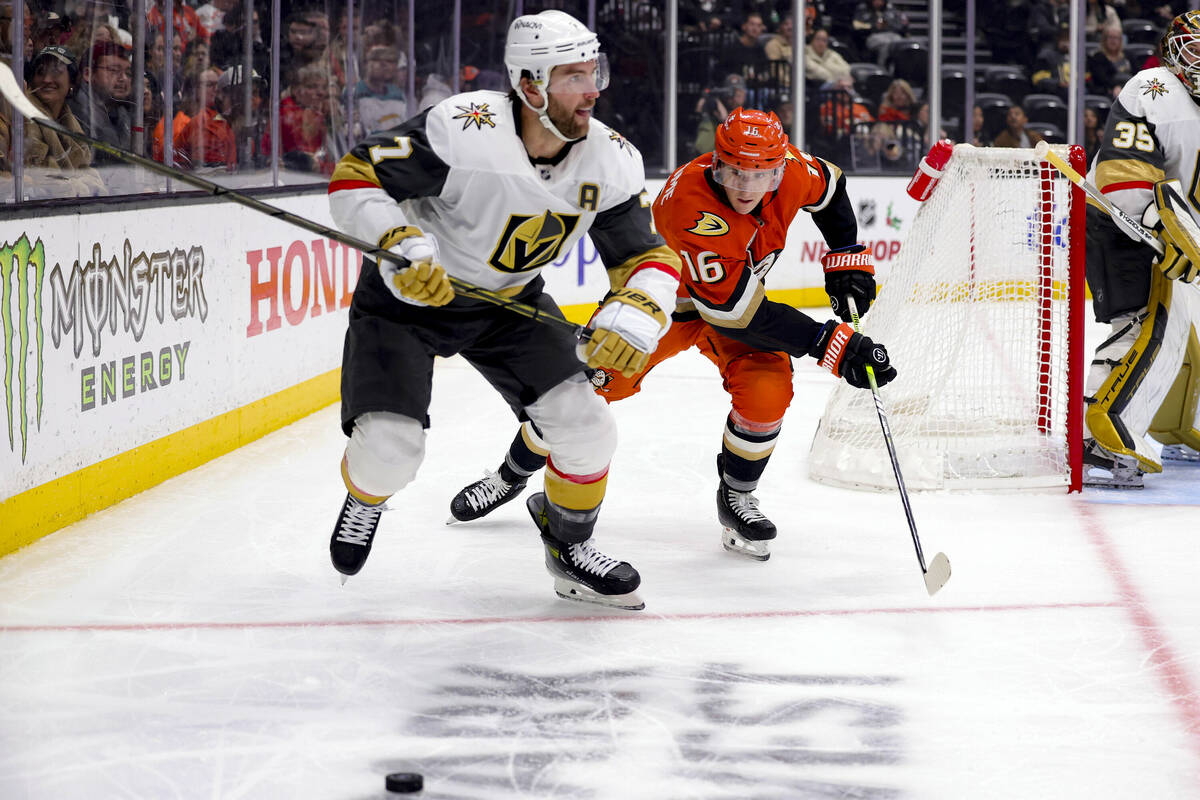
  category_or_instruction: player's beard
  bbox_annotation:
[546,93,591,140]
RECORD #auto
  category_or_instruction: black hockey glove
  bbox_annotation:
[821,245,877,322]
[809,320,897,389]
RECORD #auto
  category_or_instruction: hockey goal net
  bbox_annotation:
[809,143,1085,492]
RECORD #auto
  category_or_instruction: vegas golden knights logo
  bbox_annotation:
[488,211,580,274]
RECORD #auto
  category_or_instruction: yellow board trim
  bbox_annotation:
[0,368,341,559]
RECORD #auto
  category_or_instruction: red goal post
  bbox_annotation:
[809,143,1086,492]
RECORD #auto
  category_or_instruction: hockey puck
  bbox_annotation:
[385,772,423,793]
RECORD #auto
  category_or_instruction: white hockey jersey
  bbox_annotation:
[1089,67,1200,231]
[329,90,666,293]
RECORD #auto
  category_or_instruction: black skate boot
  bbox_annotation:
[330,492,384,582]
[448,469,527,523]
[717,480,777,561]
[526,492,644,610]
[1082,439,1145,489]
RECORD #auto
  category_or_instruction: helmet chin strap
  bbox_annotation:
[519,88,584,143]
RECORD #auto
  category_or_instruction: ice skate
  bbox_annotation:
[447,469,527,523]
[526,492,644,610]
[330,493,385,582]
[1160,443,1200,464]
[717,480,777,561]
[1082,439,1145,489]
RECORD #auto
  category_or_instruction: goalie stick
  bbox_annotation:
[0,62,591,341]
[1035,140,1163,254]
[848,297,952,596]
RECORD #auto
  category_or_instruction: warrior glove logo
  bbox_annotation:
[488,211,581,274]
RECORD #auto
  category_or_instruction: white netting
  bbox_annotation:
[809,144,1080,491]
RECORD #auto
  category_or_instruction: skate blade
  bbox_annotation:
[1082,467,1145,489]
[721,528,771,561]
[1161,444,1200,464]
[339,574,349,586]
[923,552,951,596]
[552,578,645,611]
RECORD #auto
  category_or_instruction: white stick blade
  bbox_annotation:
[0,61,51,125]
[923,552,951,596]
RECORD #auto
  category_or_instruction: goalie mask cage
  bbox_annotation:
[809,143,1085,492]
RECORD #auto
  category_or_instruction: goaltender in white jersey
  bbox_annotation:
[1082,11,1200,487]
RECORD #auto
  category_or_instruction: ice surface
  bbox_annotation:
[2,340,1198,799]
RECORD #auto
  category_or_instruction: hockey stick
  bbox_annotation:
[0,62,591,341]
[847,298,951,596]
[1035,140,1163,255]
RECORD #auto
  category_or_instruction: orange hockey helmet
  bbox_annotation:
[1161,11,1200,99]
[712,107,789,192]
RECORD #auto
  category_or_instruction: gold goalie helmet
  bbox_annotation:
[1160,11,1200,99]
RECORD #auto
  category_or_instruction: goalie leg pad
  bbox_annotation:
[1149,289,1200,452]
[1085,271,1189,473]
[344,411,426,498]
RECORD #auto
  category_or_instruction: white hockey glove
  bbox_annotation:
[1143,180,1200,284]
[377,226,455,306]
[580,288,670,378]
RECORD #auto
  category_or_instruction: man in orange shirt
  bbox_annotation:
[449,107,896,560]
[173,65,233,170]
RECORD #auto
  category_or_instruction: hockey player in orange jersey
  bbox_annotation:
[449,107,897,560]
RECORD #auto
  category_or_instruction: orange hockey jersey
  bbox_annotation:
[651,145,859,356]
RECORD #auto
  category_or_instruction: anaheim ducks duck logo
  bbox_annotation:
[488,211,581,273]
[451,102,496,130]
[687,211,730,237]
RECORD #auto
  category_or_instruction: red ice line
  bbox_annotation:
[1076,500,1200,773]
[0,600,1118,634]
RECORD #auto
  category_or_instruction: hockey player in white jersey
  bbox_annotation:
[1082,11,1200,488]
[325,10,682,608]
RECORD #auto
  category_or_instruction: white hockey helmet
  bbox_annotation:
[504,10,607,94]
[1161,11,1200,100]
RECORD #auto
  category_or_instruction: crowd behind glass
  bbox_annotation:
[0,0,1182,206]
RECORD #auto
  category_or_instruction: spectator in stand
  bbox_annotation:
[147,0,209,50]
[819,72,874,138]
[914,101,947,141]
[417,73,453,110]
[1083,105,1102,163]
[172,65,224,170]
[765,13,795,91]
[280,62,333,174]
[208,2,268,79]
[852,0,909,67]
[877,78,916,122]
[0,2,35,65]
[765,14,794,63]
[220,64,270,169]
[971,104,989,146]
[21,46,105,198]
[805,28,851,86]
[153,69,195,162]
[141,70,164,159]
[719,12,769,88]
[1088,23,1132,94]
[280,10,330,86]
[182,37,211,77]
[1085,0,1120,36]
[353,45,408,138]
[65,18,122,65]
[1032,28,1073,98]
[195,0,237,38]
[32,12,71,52]
[1030,0,1070,54]
[992,104,1045,148]
[145,28,183,87]
[69,41,133,171]
[692,73,747,155]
